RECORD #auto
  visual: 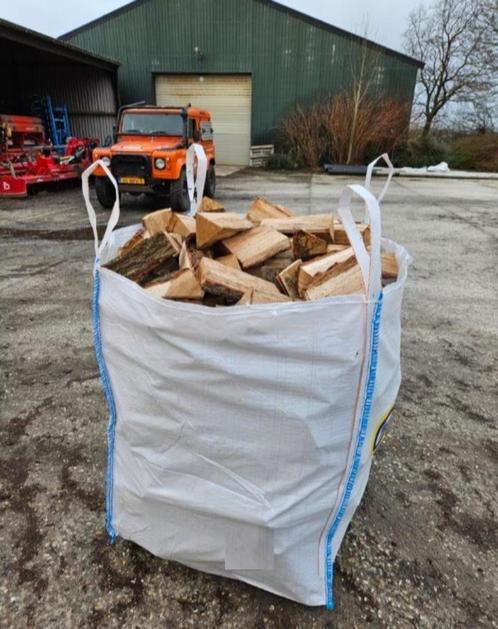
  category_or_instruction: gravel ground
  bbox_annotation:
[0,171,497,628]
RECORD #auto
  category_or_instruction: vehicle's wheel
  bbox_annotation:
[170,168,190,212]
[95,176,117,209]
[204,163,216,198]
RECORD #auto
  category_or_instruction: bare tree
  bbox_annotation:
[344,36,379,164]
[404,0,497,136]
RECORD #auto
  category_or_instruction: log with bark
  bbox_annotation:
[103,232,178,283]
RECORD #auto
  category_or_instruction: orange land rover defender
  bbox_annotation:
[92,103,216,212]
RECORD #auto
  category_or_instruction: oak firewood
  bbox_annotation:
[216,253,241,270]
[196,212,252,248]
[170,214,196,238]
[251,291,291,303]
[304,264,365,300]
[142,208,173,235]
[292,230,328,261]
[236,290,253,305]
[235,289,292,304]
[261,214,334,241]
[246,197,293,224]
[332,220,370,246]
[276,259,302,299]
[327,244,348,254]
[198,257,282,301]
[103,232,178,283]
[145,268,204,300]
[139,257,179,286]
[298,247,356,296]
[164,231,182,254]
[235,288,292,305]
[199,196,225,212]
[179,237,205,271]
[381,252,398,279]
[247,249,293,283]
[261,250,294,265]
[118,228,147,256]
[222,226,290,269]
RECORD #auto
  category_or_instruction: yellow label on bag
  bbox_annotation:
[372,405,395,453]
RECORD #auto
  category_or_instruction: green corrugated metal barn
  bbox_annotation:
[62,0,422,165]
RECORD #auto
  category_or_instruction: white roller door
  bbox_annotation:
[155,75,251,165]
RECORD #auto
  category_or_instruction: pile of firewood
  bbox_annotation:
[103,196,398,306]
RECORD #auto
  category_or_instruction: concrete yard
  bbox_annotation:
[1,171,497,628]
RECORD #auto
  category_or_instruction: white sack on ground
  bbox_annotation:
[83,159,411,608]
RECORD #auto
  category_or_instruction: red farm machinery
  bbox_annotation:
[0,112,98,199]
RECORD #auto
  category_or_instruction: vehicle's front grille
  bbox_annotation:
[111,154,150,179]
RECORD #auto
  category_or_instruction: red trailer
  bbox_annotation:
[0,114,97,198]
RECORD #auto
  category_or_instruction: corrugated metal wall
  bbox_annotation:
[3,40,117,142]
[65,0,419,144]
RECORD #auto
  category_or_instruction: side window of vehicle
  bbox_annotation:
[200,121,213,141]
[187,118,195,139]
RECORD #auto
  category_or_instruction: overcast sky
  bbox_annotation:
[0,0,418,52]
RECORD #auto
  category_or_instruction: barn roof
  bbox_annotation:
[60,0,423,69]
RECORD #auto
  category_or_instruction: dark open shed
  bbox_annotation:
[1,18,119,142]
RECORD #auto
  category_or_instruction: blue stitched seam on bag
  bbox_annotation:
[92,266,117,542]
[325,292,383,609]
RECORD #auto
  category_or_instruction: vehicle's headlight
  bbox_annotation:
[101,156,111,166]
[155,158,166,170]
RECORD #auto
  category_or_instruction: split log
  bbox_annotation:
[103,232,178,283]
[142,208,173,235]
[139,257,179,286]
[145,268,204,300]
[118,228,147,256]
[247,249,294,283]
[246,197,293,224]
[298,247,356,296]
[165,232,182,254]
[276,259,302,299]
[292,230,328,261]
[222,226,290,268]
[198,257,282,301]
[170,214,196,238]
[216,253,241,270]
[327,244,348,254]
[179,237,205,271]
[196,212,252,248]
[304,264,365,300]
[381,252,398,279]
[235,288,292,304]
[251,291,291,303]
[332,220,370,246]
[236,290,253,305]
[261,214,334,241]
[199,197,225,212]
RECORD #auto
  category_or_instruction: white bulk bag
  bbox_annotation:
[82,160,410,608]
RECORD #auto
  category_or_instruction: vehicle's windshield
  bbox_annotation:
[120,113,183,135]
